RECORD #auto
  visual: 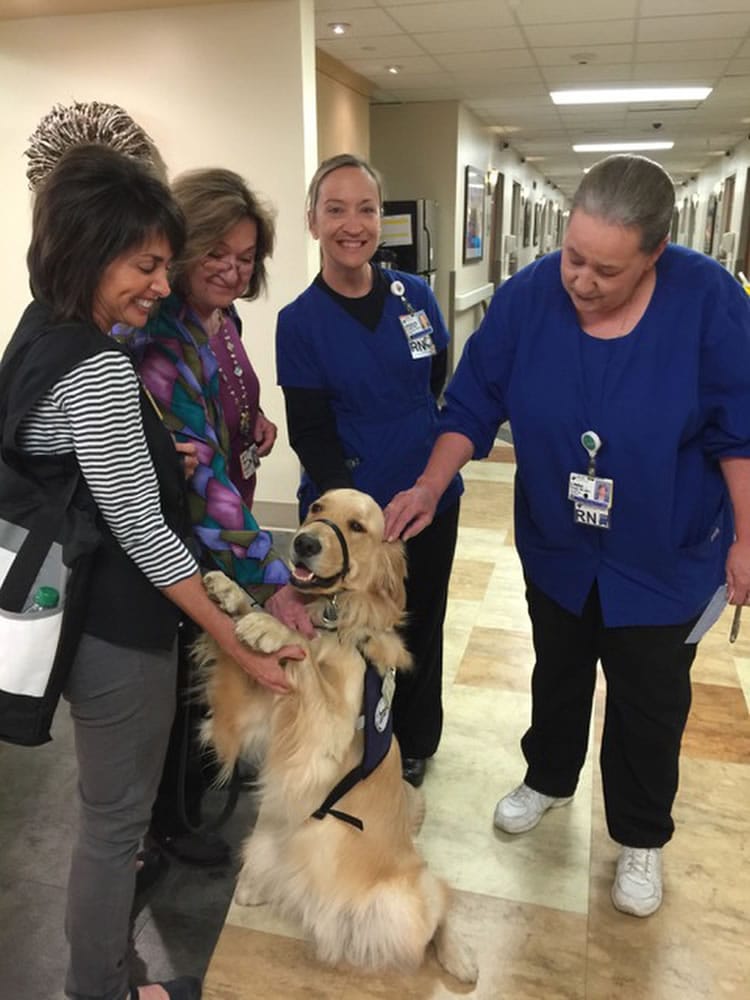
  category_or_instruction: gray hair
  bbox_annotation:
[306,153,383,220]
[25,101,167,190]
[571,154,675,253]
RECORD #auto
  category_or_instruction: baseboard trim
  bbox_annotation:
[253,499,299,531]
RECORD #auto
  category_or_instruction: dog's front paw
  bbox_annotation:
[203,571,254,617]
[235,865,267,907]
[434,920,478,984]
[235,611,299,655]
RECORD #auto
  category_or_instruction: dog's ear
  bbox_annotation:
[375,539,407,614]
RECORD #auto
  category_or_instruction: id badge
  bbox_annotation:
[240,442,260,479]
[568,472,613,529]
[399,310,436,360]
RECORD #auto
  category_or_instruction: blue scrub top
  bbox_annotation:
[440,245,750,627]
[277,268,463,515]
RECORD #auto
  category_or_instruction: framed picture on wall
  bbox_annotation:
[704,193,718,255]
[533,201,542,246]
[522,197,532,247]
[463,165,485,262]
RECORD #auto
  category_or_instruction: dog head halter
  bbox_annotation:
[301,517,350,587]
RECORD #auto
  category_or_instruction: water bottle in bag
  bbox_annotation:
[26,586,60,613]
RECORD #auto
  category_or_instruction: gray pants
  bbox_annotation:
[63,633,177,1000]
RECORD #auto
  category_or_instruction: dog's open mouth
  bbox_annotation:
[290,561,343,589]
[290,562,319,588]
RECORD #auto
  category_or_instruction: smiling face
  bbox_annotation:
[92,234,173,331]
[184,216,258,322]
[308,166,381,285]
[560,209,666,321]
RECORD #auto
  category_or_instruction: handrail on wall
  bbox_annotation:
[446,273,495,374]
[453,281,495,314]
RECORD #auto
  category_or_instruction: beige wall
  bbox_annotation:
[372,100,569,372]
[371,101,460,326]
[0,0,318,517]
[316,50,371,163]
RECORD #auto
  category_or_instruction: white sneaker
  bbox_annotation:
[493,782,574,834]
[611,846,663,917]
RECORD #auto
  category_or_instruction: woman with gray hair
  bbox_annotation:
[384,154,750,918]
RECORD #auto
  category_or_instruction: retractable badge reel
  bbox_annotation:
[391,279,436,360]
[567,431,614,529]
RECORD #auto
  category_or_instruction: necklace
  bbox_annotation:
[213,311,253,439]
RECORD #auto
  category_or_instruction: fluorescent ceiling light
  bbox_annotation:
[573,141,674,153]
[551,87,711,105]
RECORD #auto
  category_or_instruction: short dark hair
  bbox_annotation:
[571,154,675,253]
[27,143,185,324]
[169,168,276,301]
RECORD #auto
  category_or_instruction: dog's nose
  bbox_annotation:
[293,532,322,559]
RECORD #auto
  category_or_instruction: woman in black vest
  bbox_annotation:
[1,145,303,1000]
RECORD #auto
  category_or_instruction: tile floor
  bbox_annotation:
[2,439,749,999]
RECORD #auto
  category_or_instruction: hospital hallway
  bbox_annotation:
[1,436,749,999]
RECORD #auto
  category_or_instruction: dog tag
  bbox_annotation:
[381,668,396,709]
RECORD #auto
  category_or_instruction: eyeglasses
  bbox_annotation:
[201,251,256,275]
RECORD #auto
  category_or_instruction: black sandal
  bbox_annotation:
[128,976,202,999]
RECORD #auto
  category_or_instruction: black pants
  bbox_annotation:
[151,619,205,836]
[522,580,698,848]
[392,499,460,759]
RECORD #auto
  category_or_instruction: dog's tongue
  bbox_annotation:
[292,565,315,583]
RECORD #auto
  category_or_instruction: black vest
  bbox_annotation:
[0,300,191,650]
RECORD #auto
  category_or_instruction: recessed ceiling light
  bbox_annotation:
[328,22,350,35]
[552,87,711,105]
[573,141,674,152]
[387,65,401,74]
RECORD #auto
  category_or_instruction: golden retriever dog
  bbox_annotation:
[195,488,477,983]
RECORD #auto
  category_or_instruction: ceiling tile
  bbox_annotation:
[435,50,535,73]
[317,33,424,59]
[524,20,635,48]
[540,64,635,87]
[346,54,443,76]
[384,0,514,33]
[514,0,639,25]
[315,0,373,9]
[630,60,725,83]
[636,38,738,61]
[641,0,750,15]
[534,44,633,68]
[414,26,526,53]
[315,7,402,38]
[638,13,750,42]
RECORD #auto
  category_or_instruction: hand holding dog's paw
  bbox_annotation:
[236,611,304,655]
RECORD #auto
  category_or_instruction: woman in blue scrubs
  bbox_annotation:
[384,154,750,916]
[276,154,462,787]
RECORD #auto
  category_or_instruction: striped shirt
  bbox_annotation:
[18,350,197,589]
